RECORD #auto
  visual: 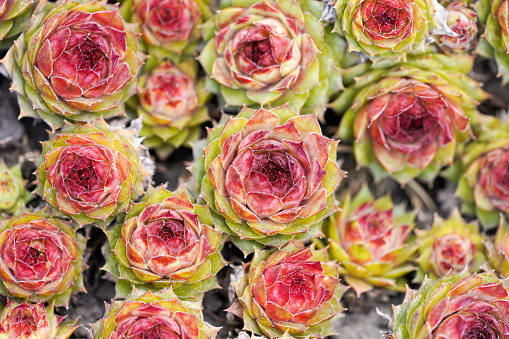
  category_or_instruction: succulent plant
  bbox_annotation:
[36,118,148,228]
[0,299,79,339]
[414,210,486,282]
[0,212,86,307]
[334,0,435,60]
[455,121,509,229]
[485,216,509,278]
[104,185,225,300]
[324,184,417,296]
[193,105,344,254]
[121,0,211,61]
[136,57,211,160]
[0,0,35,48]
[232,243,347,338]
[334,53,488,184]
[0,161,32,214]
[198,0,342,115]
[478,0,509,83]
[92,287,219,339]
[435,2,478,54]
[1,0,143,128]
[392,270,509,338]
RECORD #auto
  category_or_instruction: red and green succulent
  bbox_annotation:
[105,186,225,300]
[0,161,32,215]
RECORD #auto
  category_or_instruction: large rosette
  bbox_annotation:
[231,243,347,338]
[0,212,86,306]
[0,299,79,339]
[92,288,218,339]
[334,53,488,183]
[414,210,486,282]
[105,186,224,300]
[334,0,434,59]
[36,118,147,228]
[325,184,417,296]
[1,0,143,128]
[193,105,344,253]
[137,58,210,160]
[198,0,340,115]
[392,270,509,338]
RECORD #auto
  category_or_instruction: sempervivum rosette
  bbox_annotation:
[324,185,417,296]
[193,105,344,253]
[104,186,225,300]
[414,210,486,282]
[485,216,509,278]
[198,0,340,115]
[435,2,478,54]
[0,300,79,339]
[92,288,218,339]
[231,243,347,338]
[122,0,211,60]
[137,58,211,160]
[0,161,32,214]
[0,0,35,47]
[334,53,488,184]
[392,270,509,338]
[455,121,509,229]
[478,0,509,83]
[334,0,434,60]
[36,118,148,228]
[1,0,143,128]
[0,212,85,307]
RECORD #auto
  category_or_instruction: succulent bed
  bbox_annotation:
[0,0,509,338]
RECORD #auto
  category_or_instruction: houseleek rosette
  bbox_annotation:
[334,53,488,184]
[232,243,347,338]
[0,300,79,339]
[193,105,344,254]
[137,57,210,160]
[92,288,218,339]
[0,0,35,47]
[455,121,509,229]
[435,2,478,54]
[0,212,86,307]
[334,0,435,59]
[104,186,225,300]
[478,0,509,83]
[485,216,509,278]
[36,118,147,228]
[198,0,341,115]
[324,184,417,296]
[0,161,31,214]
[414,210,486,282]
[392,270,509,338]
[121,0,212,60]
[1,0,143,128]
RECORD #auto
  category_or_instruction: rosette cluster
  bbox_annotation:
[92,288,218,339]
[0,212,85,306]
[36,118,147,227]
[138,59,210,159]
[325,185,417,295]
[2,0,143,128]
[335,54,488,183]
[195,105,344,252]
[414,211,485,282]
[233,243,347,338]
[105,186,224,299]
[392,271,509,338]
[199,0,339,115]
